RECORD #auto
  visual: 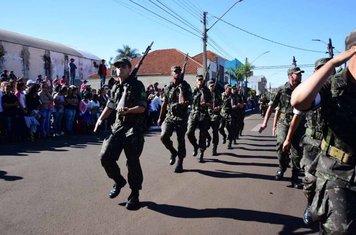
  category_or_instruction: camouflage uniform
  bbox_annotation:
[99,77,146,192]
[186,84,212,161]
[310,68,356,234]
[208,87,222,155]
[301,106,324,204]
[271,82,305,180]
[219,90,234,149]
[160,80,192,168]
[236,92,246,139]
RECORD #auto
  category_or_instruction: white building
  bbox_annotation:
[0,29,100,83]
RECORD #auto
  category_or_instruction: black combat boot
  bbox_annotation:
[174,159,183,173]
[303,204,314,225]
[291,170,302,189]
[192,146,199,157]
[126,190,140,210]
[275,168,284,180]
[199,150,204,163]
[212,145,218,156]
[169,151,178,165]
[222,136,226,144]
[227,140,232,149]
[108,178,127,199]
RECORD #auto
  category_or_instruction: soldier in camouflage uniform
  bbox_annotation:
[94,58,146,211]
[207,79,222,156]
[282,57,332,225]
[158,65,193,173]
[291,31,356,234]
[260,66,305,188]
[219,84,235,149]
[186,75,212,162]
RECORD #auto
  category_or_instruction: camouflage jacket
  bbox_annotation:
[163,80,192,121]
[208,90,222,120]
[316,67,356,185]
[271,82,295,124]
[191,85,212,113]
[107,77,147,126]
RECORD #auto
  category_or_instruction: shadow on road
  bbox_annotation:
[0,170,23,181]
[141,201,318,235]
[184,168,276,181]
[204,158,279,168]
[0,133,105,157]
[219,152,276,160]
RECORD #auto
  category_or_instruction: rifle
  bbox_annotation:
[204,63,211,85]
[130,41,154,79]
[180,53,189,81]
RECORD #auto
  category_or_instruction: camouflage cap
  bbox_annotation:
[287,66,304,75]
[113,58,132,68]
[314,57,331,70]
[171,65,182,72]
[345,30,356,50]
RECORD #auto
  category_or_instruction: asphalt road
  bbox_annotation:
[0,113,318,235]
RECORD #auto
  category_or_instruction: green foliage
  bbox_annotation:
[234,59,254,82]
[114,45,140,61]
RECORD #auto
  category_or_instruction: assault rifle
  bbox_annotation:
[180,53,189,81]
[130,41,154,79]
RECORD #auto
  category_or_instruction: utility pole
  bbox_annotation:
[202,11,208,81]
[327,38,334,58]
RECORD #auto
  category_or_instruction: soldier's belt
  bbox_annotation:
[321,139,354,165]
[305,128,323,140]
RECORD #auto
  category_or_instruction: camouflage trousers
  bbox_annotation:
[311,170,356,234]
[160,119,188,159]
[186,112,210,151]
[99,125,144,190]
[301,136,322,204]
[276,122,303,171]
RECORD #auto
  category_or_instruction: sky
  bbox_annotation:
[1,0,355,88]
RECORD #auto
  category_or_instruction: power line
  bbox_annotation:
[155,0,202,34]
[215,17,325,54]
[171,0,202,21]
[124,0,202,38]
[254,64,314,70]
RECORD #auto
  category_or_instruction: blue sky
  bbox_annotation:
[1,0,355,87]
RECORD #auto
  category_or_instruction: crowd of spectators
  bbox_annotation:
[0,70,115,144]
[0,69,166,144]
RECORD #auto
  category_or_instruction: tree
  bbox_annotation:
[114,45,140,61]
[234,58,254,97]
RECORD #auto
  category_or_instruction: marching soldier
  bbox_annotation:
[219,84,234,149]
[186,75,212,162]
[158,65,192,173]
[207,79,222,156]
[94,58,146,210]
[292,31,356,234]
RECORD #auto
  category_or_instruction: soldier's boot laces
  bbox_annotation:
[174,159,183,173]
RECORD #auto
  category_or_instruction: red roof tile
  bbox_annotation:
[192,50,226,64]
[123,49,203,76]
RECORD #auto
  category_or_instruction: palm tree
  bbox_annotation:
[234,58,254,96]
[114,45,140,61]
